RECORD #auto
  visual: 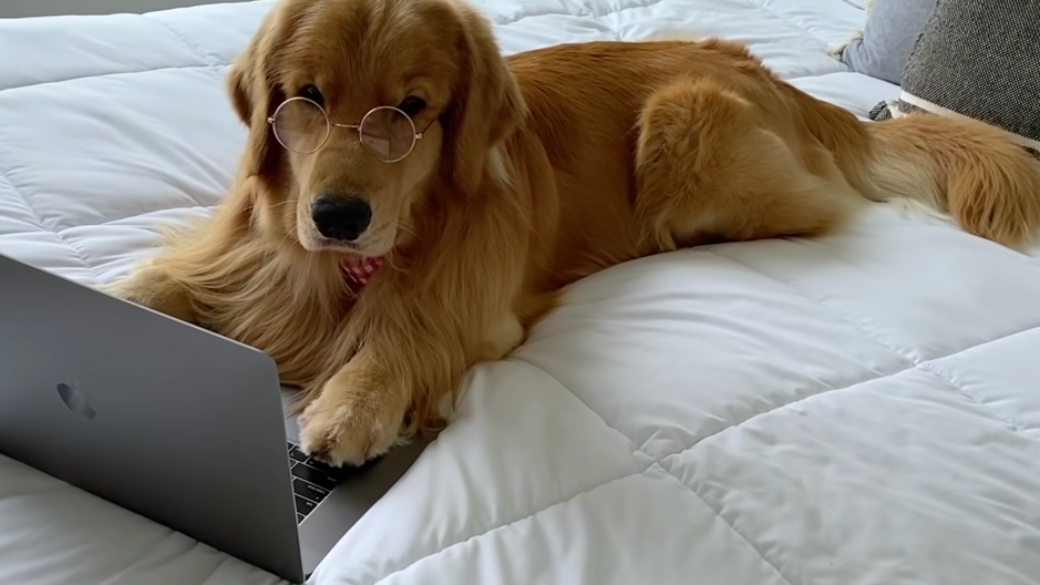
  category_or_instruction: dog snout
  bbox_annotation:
[311,194,372,242]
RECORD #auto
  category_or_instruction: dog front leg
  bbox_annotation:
[296,294,523,467]
[296,341,414,467]
[103,263,198,324]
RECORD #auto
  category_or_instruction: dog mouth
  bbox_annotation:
[300,228,395,258]
[306,236,373,255]
[315,238,364,253]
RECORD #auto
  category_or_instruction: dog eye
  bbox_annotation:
[298,84,324,107]
[397,96,426,118]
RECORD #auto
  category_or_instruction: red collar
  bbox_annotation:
[341,255,384,289]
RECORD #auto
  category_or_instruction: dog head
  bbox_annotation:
[226,0,525,257]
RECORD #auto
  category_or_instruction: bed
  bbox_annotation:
[2,0,1040,584]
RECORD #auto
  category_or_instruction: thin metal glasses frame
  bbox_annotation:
[266,96,434,163]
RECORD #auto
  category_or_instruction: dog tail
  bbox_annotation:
[864,115,1040,249]
[795,91,1040,250]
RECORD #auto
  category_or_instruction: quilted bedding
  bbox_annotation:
[3,0,1040,584]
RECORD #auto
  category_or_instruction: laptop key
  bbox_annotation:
[291,462,340,490]
[297,513,306,524]
[303,456,339,472]
[293,478,330,504]
[295,495,317,516]
[288,446,309,464]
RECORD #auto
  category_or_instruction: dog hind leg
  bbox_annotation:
[633,77,865,251]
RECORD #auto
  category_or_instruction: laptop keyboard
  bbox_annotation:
[287,441,351,524]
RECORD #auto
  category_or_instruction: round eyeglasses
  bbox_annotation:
[266,97,434,163]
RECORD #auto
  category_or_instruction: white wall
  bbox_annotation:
[0,0,255,18]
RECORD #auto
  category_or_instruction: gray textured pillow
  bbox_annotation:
[870,0,1040,158]
[836,0,937,85]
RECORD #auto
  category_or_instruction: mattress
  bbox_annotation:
[2,1,1040,584]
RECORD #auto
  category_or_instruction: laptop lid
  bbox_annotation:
[0,253,306,583]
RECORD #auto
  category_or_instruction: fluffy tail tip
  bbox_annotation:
[948,148,1040,251]
[869,115,1040,251]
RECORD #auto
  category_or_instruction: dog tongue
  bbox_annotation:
[341,255,384,288]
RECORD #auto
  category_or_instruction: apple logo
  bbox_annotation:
[57,382,97,420]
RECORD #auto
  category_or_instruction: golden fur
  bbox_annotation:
[106,0,1040,466]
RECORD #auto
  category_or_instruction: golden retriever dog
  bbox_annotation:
[107,0,1040,466]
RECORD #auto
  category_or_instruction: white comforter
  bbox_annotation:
[3,1,1040,584]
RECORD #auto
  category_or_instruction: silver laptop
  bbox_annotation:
[0,252,432,583]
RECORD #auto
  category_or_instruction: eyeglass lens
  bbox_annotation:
[271,98,329,154]
[272,99,417,162]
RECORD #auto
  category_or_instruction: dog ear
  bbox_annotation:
[444,4,526,195]
[225,12,287,180]
[226,46,257,126]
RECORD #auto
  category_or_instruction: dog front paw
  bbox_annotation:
[103,265,197,323]
[297,368,406,467]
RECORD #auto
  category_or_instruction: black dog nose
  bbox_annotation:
[311,195,372,242]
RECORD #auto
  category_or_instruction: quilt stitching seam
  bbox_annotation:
[514,349,900,469]
[919,358,1039,440]
[57,204,217,231]
[652,319,1040,469]
[507,357,654,466]
[704,247,959,363]
[0,166,101,283]
[743,0,831,48]
[655,373,883,469]
[487,1,657,26]
[706,242,1040,362]
[365,470,643,585]
[144,16,223,68]
[0,64,226,93]
[655,464,799,585]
